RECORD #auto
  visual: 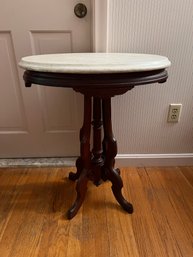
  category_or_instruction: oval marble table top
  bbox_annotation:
[19,53,171,74]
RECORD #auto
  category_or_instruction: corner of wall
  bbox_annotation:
[91,0,108,52]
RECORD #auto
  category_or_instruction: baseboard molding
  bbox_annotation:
[115,153,193,167]
[1,154,193,168]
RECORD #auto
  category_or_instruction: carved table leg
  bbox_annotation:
[102,98,133,214]
[67,96,91,219]
[91,97,104,186]
[69,146,83,181]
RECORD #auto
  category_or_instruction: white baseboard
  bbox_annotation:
[115,153,193,167]
[1,154,193,168]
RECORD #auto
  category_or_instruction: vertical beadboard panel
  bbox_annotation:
[108,0,193,154]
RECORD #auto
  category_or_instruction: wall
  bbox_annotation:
[105,0,193,165]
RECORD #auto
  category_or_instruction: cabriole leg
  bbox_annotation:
[67,95,92,219]
[102,98,133,214]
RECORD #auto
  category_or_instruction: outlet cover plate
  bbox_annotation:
[167,104,182,122]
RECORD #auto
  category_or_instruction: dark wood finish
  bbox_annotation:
[67,95,133,218]
[102,98,133,213]
[91,97,103,186]
[67,96,91,219]
[23,68,168,219]
[24,69,168,97]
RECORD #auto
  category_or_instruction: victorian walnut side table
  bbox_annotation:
[19,53,171,219]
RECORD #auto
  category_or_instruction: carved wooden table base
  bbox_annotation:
[22,63,169,219]
[67,96,133,219]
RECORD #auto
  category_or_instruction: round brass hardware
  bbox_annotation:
[74,3,87,18]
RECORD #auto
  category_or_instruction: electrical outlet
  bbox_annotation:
[167,104,182,122]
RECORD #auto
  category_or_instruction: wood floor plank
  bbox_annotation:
[104,183,140,257]
[179,166,193,188]
[79,175,139,257]
[81,182,110,257]
[32,167,81,257]
[123,167,169,257]
[138,168,184,257]
[0,168,54,257]
[145,167,193,257]
[0,168,29,243]
[0,167,192,257]
[153,167,193,241]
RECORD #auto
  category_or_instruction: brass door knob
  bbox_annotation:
[74,3,87,18]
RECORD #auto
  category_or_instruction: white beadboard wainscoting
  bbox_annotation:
[93,0,193,166]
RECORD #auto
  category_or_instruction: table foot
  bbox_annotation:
[107,168,133,214]
[67,169,89,219]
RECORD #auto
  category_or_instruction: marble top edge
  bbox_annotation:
[19,53,171,74]
[18,63,170,74]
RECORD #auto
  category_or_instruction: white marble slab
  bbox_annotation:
[19,53,171,74]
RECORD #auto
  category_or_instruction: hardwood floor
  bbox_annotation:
[0,167,192,257]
